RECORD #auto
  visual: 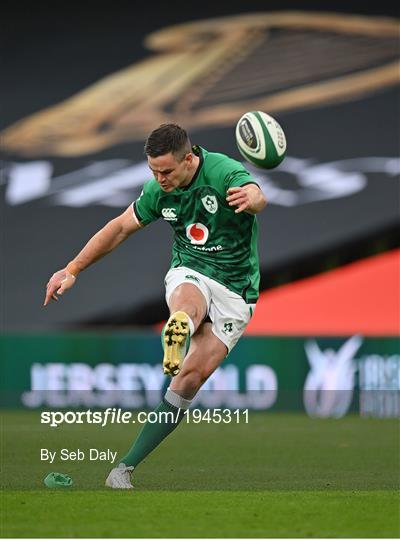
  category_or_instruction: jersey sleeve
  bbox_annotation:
[132,180,160,226]
[223,158,259,189]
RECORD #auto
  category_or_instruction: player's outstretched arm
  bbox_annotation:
[226,185,267,214]
[44,205,142,306]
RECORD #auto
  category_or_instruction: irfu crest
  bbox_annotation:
[222,322,233,334]
[201,195,218,214]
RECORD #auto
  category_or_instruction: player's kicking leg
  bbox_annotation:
[105,322,227,489]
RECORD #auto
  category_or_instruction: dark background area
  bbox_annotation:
[1,1,399,330]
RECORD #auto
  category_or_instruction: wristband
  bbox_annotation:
[66,261,80,278]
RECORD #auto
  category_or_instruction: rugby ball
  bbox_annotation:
[235,111,286,169]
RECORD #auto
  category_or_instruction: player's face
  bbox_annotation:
[148,152,193,192]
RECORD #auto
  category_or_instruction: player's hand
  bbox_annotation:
[44,269,76,306]
[226,186,251,213]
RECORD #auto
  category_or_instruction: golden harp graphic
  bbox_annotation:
[2,12,399,157]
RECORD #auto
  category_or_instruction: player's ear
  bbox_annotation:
[184,152,193,165]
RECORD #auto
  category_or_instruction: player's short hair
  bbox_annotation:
[144,124,192,162]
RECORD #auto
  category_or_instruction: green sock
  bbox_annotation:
[161,375,172,396]
[119,399,185,468]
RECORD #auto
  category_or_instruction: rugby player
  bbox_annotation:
[44,124,267,488]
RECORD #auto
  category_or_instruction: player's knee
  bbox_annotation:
[170,286,206,323]
[175,303,203,325]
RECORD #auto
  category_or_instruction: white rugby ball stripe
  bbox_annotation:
[258,111,286,157]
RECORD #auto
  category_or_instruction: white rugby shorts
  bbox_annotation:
[164,266,256,353]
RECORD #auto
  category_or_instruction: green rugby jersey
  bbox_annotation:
[133,146,261,303]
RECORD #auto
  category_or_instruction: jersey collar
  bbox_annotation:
[180,145,204,191]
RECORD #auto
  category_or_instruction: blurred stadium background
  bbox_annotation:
[1,1,399,537]
[1,0,398,417]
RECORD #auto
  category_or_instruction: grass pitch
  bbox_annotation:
[1,411,399,537]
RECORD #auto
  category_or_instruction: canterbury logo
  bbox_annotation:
[185,274,200,283]
[162,208,177,221]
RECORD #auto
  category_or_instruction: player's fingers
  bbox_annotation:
[226,187,242,194]
[56,286,65,296]
[235,202,248,213]
[229,195,247,207]
[44,289,56,306]
[227,192,245,203]
[46,276,59,291]
[44,270,73,306]
[226,189,243,200]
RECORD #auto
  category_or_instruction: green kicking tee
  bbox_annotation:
[133,146,260,303]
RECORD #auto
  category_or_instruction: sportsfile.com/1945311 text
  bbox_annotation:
[40,408,249,427]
